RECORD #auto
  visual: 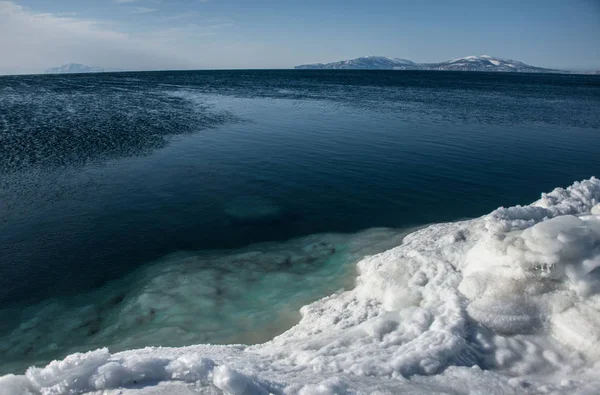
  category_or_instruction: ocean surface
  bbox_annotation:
[1,70,600,374]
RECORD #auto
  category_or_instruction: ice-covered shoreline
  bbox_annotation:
[0,228,410,375]
[3,178,600,395]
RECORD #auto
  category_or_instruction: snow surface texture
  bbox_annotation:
[2,178,600,395]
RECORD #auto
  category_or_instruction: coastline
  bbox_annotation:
[2,178,600,394]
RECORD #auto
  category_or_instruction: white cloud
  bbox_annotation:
[164,11,199,20]
[113,0,140,4]
[131,7,157,14]
[206,18,234,24]
[0,1,279,74]
[0,1,191,74]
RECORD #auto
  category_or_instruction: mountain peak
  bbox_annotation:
[295,56,415,70]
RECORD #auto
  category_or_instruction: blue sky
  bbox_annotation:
[0,0,599,74]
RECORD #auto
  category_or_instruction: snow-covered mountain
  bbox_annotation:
[295,56,416,70]
[44,63,106,74]
[296,55,562,73]
[421,55,557,73]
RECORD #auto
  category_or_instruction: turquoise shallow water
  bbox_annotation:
[0,70,599,372]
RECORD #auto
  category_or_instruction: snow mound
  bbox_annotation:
[2,177,600,394]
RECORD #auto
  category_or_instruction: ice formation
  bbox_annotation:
[2,178,600,395]
[0,228,407,375]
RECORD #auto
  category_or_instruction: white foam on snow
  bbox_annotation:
[2,178,600,394]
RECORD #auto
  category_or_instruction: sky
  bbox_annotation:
[0,0,599,74]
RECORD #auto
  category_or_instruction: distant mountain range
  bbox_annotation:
[43,59,598,75]
[295,55,565,73]
[44,64,115,74]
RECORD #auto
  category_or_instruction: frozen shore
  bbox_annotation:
[2,177,600,395]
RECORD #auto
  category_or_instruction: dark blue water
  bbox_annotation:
[1,70,600,371]
[2,70,600,304]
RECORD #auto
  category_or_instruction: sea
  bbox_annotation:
[0,70,599,375]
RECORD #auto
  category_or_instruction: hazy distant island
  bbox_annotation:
[44,63,121,74]
[295,55,569,73]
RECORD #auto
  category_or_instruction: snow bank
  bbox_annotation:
[2,177,600,395]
